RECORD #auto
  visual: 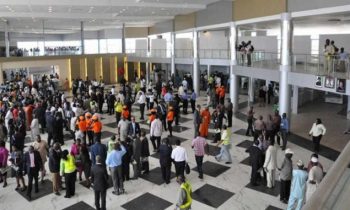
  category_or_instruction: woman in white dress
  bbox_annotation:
[30,115,40,141]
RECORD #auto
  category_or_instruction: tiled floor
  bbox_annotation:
[0,92,340,210]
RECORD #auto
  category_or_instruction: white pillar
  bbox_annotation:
[170,32,175,77]
[193,29,200,95]
[292,85,299,114]
[42,20,45,56]
[347,96,350,120]
[121,23,126,54]
[80,21,85,55]
[229,22,239,112]
[279,13,292,117]
[4,21,10,57]
[248,77,255,105]
[207,64,210,77]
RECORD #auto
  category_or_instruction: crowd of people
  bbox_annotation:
[323,39,349,74]
[0,70,328,210]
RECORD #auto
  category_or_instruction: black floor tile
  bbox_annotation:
[233,129,247,136]
[121,192,172,210]
[192,161,230,177]
[150,152,160,159]
[172,125,189,133]
[178,117,192,123]
[168,136,188,145]
[337,106,347,116]
[80,175,113,189]
[140,167,176,185]
[62,201,95,210]
[101,130,115,139]
[17,179,53,201]
[239,157,250,166]
[236,140,253,149]
[105,122,118,128]
[207,145,221,156]
[266,205,283,210]
[245,181,280,196]
[192,184,234,208]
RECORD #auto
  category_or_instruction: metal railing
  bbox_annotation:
[199,49,230,59]
[175,49,193,58]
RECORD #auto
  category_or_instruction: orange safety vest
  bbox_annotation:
[86,118,93,131]
[77,120,87,132]
[149,114,156,123]
[122,110,130,119]
[167,111,174,121]
[92,121,102,133]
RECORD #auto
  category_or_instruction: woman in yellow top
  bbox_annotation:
[114,98,123,124]
[60,150,77,198]
[215,125,232,164]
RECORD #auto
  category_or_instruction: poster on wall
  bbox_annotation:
[336,78,346,93]
[324,76,335,89]
[315,76,323,87]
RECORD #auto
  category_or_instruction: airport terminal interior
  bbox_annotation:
[0,0,350,210]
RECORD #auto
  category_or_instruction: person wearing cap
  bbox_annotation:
[278,148,293,203]
[92,115,102,143]
[305,157,323,201]
[307,153,324,172]
[167,106,174,137]
[174,175,192,210]
[77,115,87,143]
[85,112,94,146]
[309,118,326,153]
[287,160,308,210]
[263,138,277,188]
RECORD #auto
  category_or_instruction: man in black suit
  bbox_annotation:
[90,155,109,210]
[246,140,263,186]
[159,138,173,184]
[23,146,43,200]
[127,116,141,139]
[45,110,55,147]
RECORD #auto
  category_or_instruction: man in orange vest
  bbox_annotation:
[77,115,87,143]
[92,115,102,143]
[166,106,174,137]
[122,105,130,121]
[219,85,225,105]
[85,112,94,146]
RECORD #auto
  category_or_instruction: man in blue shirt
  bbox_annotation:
[164,90,173,104]
[190,90,197,113]
[91,139,107,166]
[287,160,308,210]
[106,142,126,195]
[280,113,289,151]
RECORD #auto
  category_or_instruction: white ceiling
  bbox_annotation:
[0,0,221,34]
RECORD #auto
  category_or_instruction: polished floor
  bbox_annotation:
[0,92,341,210]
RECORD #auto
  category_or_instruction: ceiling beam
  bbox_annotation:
[0,0,207,9]
[0,12,174,21]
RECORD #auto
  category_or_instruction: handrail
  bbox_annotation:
[303,141,350,210]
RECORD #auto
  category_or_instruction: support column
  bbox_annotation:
[4,21,10,58]
[170,31,175,77]
[80,21,85,55]
[121,23,126,54]
[347,96,350,120]
[292,85,299,114]
[207,64,210,77]
[229,22,239,112]
[193,29,200,95]
[146,36,151,85]
[279,13,293,117]
[248,77,255,105]
[42,20,45,56]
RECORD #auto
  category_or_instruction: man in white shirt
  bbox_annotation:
[306,157,323,201]
[263,139,277,188]
[150,115,162,152]
[171,139,188,177]
[118,117,130,142]
[137,90,146,120]
[309,118,326,153]
[182,79,188,91]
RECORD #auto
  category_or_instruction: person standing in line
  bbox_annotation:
[246,106,254,136]
[192,135,208,179]
[263,138,277,188]
[305,157,323,201]
[280,113,289,151]
[32,135,49,182]
[49,143,62,196]
[140,131,150,174]
[105,142,126,195]
[159,138,173,184]
[23,145,43,200]
[150,115,162,152]
[309,118,326,153]
[215,125,232,164]
[174,175,192,210]
[60,150,76,198]
[287,160,308,210]
[171,139,188,178]
[193,105,201,138]
[90,155,109,210]
[278,149,293,204]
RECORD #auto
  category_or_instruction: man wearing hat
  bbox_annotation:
[279,148,293,203]
[287,160,308,210]
[92,114,102,143]
[305,157,323,201]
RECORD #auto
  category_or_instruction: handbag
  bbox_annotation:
[185,163,190,174]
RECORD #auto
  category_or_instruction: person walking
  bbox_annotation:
[174,175,192,210]
[309,118,326,153]
[32,135,49,182]
[246,140,263,186]
[0,141,9,188]
[90,155,109,210]
[193,105,201,138]
[60,150,77,198]
[49,143,62,195]
[215,125,232,164]
[225,98,233,128]
[287,160,308,210]
[192,135,207,179]
[246,106,254,136]
[137,90,146,120]
[150,115,162,152]
[278,149,293,204]
[171,139,188,178]
[167,106,175,137]
[131,136,141,179]
[263,139,277,188]
[23,145,43,200]
[140,131,150,174]
[280,113,289,150]
[159,138,173,184]
[106,142,126,195]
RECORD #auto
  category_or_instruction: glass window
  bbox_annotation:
[84,39,99,54]
[99,39,107,54]
[107,39,121,53]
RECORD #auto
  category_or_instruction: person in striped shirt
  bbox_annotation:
[191,135,208,179]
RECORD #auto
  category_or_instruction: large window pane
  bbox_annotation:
[107,39,121,53]
[84,40,99,54]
